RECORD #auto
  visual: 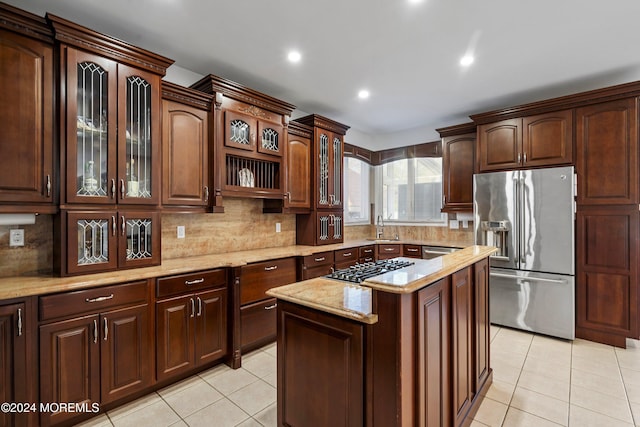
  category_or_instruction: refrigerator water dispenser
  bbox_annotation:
[480,220,509,259]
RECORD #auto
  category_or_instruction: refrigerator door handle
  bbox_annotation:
[490,272,568,284]
[489,255,511,262]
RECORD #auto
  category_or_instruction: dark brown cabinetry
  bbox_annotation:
[39,281,153,426]
[299,251,335,280]
[474,258,490,392]
[284,121,312,211]
[156,269,228,382]
[575,97,640,347]
[161,82,212,210]
[0,299,36,427]
[437,123,476,212]
[0,5,55,213]
[55,209,160,276]
[294,115,350,246]
[476,110,573,172]
[417,279,450,427]
[451,267,473,426]
[190,74,295,212]
[276,300,364,427]
[358,245,375,263]
[235,257,297,355]
[403,244,422,258]
[334,247,358,270]
[377,243,401,260]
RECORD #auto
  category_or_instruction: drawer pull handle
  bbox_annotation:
[103,317,108,341]
[264,303,277,310]
[343,252,352,257]
[314,257,326,262]
[86,294,114,303]
[17,308,22,337]
[185,278,205,285]
[364,249,373,253]
[384,248,395,252]
[264,266,278,271]
[407,248,419,252]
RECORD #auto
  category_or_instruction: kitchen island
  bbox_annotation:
[267,245,496,427]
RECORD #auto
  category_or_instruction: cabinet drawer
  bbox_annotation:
[301,251,334,267]
[403,244,422,258]
[335,248,358,263]
[358,245,375,258]
[240,257,297,305]
[156,269,227,298]
[241,297,277,350]
[40,281,148,322]
[302,264,335,280]
[378,244,401,255]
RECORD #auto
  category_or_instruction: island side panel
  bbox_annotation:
[276,301,365,427]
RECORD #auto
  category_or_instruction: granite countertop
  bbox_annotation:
[0,239,473,300]
[267,245,496,324]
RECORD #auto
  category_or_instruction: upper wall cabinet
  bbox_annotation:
[475,110,573,172]
[161,82,213,210]
[437,123,476,213]
[49,14,174,207]
[0,5,55,213]
[190,74,296,212]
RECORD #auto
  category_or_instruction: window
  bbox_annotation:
[380,158,445,223]
[344,157,370,224]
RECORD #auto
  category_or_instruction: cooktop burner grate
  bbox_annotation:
[326,259,415,283]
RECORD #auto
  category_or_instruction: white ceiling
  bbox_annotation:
[7,0,640,149]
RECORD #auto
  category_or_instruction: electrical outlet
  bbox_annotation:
[462,220,469,228]
[449,220,459,229]
[9,229,24,247]
[177,225,186,239]
[275,222,281,233]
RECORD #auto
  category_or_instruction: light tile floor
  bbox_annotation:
[74,326,640,427]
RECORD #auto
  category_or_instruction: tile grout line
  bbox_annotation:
[615,340,637,427]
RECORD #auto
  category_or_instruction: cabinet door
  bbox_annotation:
[119,210,161,269]
[241,298,278,351]
[576,207,639,342]
[316,129,332,209]
[330,133,343,207]
[64,48,118,204]
[477,119,521,172]
[442,134,474,212]
[40,315,100,427]
[117,64,162,205]
[224,110,257,151]
[451,267,473,426]
[473,258,490,392]
[257,120,284,156]
[156,295,195,381]
[522,110,573,168]
[195,288,227,365]
[576,98,638,205]
[417,279,450,427]
[0,303,27,427]
[329,212,344,244]
[285,131,311,209]
[162,99,209,207]
[66,210,118,275]
[0,29,54,206]
[100,304,152,404]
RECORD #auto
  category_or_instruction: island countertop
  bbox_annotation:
[267,245,496,323]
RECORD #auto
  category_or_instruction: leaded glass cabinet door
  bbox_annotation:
[67,211,118,275]
[331,135,343,207]
[316,129,330,209]
[65,50,117,204]
[224,111,256,151]
[117,65,161,205]
[118,211,160,268]
[257,120,283,156]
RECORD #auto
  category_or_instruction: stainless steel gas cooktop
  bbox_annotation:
[326,259,415,283]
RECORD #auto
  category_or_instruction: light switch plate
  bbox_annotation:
[177,225,186,239]
[9,229,24,247]
[449,220,459,229]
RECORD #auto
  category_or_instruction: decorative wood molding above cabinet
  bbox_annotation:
[190,74,296,212]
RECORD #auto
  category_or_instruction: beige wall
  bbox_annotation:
[0,200,474,277]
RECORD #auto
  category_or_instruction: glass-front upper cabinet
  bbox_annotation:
[64,48,161,205]
[315,129,343,209]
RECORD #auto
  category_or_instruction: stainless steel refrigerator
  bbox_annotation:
[474,166,575,340]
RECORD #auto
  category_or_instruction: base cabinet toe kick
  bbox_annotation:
[269,247,495,427]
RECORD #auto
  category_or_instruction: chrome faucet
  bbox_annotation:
[376,215,384,239]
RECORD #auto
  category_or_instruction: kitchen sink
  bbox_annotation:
[365,238,400,242]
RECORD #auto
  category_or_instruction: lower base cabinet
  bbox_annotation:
[156,270,228,382]
[39,281,153,426]
[240,298,278,350]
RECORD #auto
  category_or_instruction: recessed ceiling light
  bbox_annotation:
[358,89,370,99]
[460,54,474,67]
[408,0,423,4]
[287,50,301,63]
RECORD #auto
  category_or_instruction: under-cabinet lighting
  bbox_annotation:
[0,214,36,226]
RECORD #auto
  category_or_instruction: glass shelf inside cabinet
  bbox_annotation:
[76,61,109,197]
